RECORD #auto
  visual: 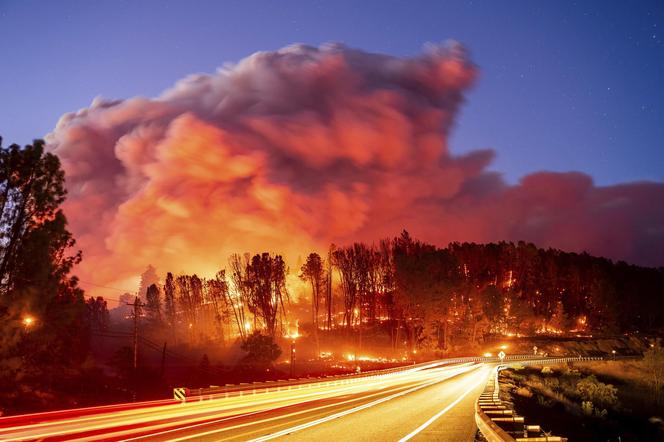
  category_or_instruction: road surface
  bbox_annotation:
[0,361,492,441]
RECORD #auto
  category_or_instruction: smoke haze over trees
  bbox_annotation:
[43,43,664,297]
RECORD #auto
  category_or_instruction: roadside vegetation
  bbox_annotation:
[501,352,664,441]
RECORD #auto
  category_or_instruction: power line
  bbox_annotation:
[88,296,127,304]
[92,328,192,362]
[92,329,227,373]
[92,332,228,376]
[78,279,136,294]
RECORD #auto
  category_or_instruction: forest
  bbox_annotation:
[113,232,664,360]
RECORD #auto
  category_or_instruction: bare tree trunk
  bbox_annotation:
[311,280,320,358]
[358,303,363,355]
[327,251,333,330]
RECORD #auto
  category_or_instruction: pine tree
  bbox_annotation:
[138,265,159,301]
[145,283,162,325]
[0,138,86,412]
[164,272,176,330]
[300,253,325,356]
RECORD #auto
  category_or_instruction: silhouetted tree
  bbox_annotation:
[86,296,110,332]
[228,253,251,341]
[245,253,289,338]
[325,244,335,330]
[163,272,176,332]
[0,138,86,412]
[145,283,162,326]
[332,245,360,332]
[300,253,324,356]
[137,265,159,301]
[206,270,230,344]
[240,331,282,369]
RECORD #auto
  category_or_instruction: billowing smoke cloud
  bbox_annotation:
[46,42,664,294]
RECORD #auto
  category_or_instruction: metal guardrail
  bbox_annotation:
[177,354,568,401]
[475,356,603,442]
[176,357,473,401]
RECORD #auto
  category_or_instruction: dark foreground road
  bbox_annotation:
[0,362,492,442]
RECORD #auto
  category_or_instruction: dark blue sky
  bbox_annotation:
[1,0,662,185]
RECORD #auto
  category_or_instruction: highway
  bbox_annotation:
[0,361,492,442]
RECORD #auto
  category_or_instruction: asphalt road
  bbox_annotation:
[0,361,492,442]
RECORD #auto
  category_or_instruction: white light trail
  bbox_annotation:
[398,366,490,442]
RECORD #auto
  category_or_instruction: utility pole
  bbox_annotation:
[126,296,143,370]
[125,296,142,402]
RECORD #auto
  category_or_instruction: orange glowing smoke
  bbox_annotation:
[46,43,664,298]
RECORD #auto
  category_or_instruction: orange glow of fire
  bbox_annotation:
[284,320,300,339]
[536,324,563,335]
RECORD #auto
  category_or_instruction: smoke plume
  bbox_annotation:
[46,42,664,294]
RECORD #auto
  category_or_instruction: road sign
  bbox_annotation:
[498,351,506,361]
[174,387,187,402]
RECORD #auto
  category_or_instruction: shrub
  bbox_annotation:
[544,377,560,391]
[239,332,282,369]
[576,375,619,409]
[563,368,580,376]
[537,395,554,407]
[515,387,533,398]
[508,372,526,382]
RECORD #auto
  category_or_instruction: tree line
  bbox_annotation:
[127,253,290,347]
[128,231,664,355]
